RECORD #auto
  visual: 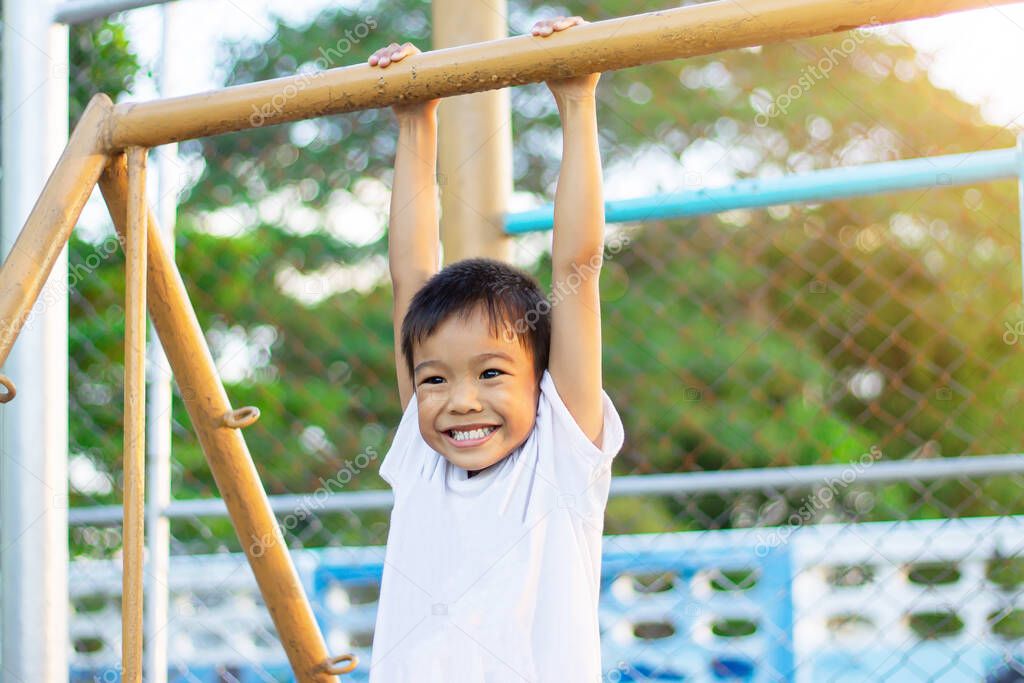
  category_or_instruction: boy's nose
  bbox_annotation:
[448,380,483,412]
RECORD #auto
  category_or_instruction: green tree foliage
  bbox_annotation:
[68,18,141,125]
[67,1,1024,546]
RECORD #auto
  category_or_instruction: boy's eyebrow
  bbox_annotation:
[411,350,516,376]
[474,352,515,363]
[413,358,442,374]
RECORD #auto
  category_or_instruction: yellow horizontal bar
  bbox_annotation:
[107,0,1016,149]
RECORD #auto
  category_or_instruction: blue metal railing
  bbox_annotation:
[69,517,1024,682]
[504,144,1022,234]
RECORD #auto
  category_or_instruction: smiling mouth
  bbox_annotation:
[444,425,499,447]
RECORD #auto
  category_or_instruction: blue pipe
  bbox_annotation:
[504,146,1021,234]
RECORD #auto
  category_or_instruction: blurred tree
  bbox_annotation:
[68,17,142,125]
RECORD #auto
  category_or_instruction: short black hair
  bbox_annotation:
[401,258,551,381]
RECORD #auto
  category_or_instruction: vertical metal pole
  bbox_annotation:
[99,155,346,682]
[123,147,148,683]
[431,0,511,263]
[0,1,70,680]
[144,5,179,681]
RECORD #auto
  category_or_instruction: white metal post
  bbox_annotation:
[0,0,70,680]
[144,5,182,681]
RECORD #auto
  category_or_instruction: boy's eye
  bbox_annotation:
[413,370,497,387]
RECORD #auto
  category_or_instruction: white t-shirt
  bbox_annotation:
[368,370,625,683]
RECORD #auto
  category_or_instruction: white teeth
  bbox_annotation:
[450,426,496,441]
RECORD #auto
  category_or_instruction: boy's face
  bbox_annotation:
[412,307,540,474]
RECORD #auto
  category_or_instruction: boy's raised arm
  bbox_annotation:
[534,18,606,446]
[370,43,440,410]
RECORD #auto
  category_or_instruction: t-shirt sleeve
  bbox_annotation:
[540,370,625,472]
[378,393,423,491]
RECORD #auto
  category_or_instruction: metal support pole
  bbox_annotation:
[0,1,72,678]
[97,155,353,682]
[432,0,511,263]
[144,7,181,681]
[122,146,148,683]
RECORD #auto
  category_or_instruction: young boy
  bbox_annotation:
[367,16,624,681]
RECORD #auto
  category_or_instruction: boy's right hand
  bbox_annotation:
[368,42,419,68]
[368,42,439,118]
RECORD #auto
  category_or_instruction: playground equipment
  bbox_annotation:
[1,0,1021,680]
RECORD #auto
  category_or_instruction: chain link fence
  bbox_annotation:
[57,0,1024,680]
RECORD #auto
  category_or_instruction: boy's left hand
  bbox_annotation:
[530,16,601,101]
